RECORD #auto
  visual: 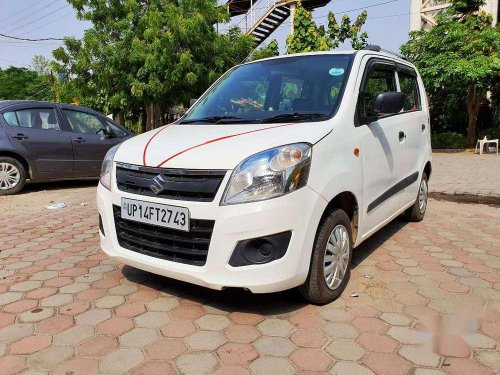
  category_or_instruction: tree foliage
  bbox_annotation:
[0,66,52,101]
[52,0,256,131]
[401,0,500,146]
[286,1,368,53]
[249,39,280,61]
[31,55,51,76]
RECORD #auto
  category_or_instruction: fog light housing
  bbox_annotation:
[229,231,292,267]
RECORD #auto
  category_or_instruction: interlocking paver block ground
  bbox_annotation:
[431,152,500,198]
[0,173,499,374]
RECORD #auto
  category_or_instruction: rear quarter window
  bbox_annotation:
[3,112,18,126]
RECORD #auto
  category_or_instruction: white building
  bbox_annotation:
[410,0,498,31]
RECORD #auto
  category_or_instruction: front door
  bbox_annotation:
[356,59,409,238]
[2,106,73,174]
[60,109,121,175]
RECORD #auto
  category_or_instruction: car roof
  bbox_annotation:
[244,49,414,69]
[0,100,102,115]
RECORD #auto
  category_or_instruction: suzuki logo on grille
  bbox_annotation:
[150,175,167,195]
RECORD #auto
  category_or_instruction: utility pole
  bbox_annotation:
[50,69,57,102]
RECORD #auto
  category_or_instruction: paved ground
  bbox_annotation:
[0,154,499,375]
[431,153,500,199]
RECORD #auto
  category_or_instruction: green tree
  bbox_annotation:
[0,66,52,101]
[401,0,500,146]
[286,2,368,53]
[52,0,255,132]
[31,55,51,76]
[249,39,280,61]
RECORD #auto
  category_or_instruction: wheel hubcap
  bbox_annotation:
[324,224,350,290]
[418,179,428,214]
[0,162,20,190]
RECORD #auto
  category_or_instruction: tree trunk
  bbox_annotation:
[466,85,483,147]
[115,112,124,125]
[145,104,154,132]
[153,103,162,128]
[141,107,147,134]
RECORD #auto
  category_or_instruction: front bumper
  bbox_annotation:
[97,173,327,293]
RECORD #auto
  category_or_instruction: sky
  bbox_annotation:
[0,0,412,70]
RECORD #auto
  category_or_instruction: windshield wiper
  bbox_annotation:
[261,112,326,123]
[180,116,242,124]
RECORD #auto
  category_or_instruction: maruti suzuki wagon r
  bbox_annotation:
[97,47,431,304]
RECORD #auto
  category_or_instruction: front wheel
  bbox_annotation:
[0,157,26,195]
[299,209,353,305]
[404,173,428,222]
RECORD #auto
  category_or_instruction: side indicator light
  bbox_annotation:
[354,148,360,157]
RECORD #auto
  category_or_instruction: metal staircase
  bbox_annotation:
[226,0,331,46]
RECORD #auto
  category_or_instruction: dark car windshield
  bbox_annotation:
[180,54,353,125]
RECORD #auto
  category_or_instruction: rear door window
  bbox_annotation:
[398,70,421,112]
[3,108,60,130]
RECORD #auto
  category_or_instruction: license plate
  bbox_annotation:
[121,198,190,232]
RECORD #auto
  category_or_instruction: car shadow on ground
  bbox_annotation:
[21,179,98,194]
[122,217,409,314]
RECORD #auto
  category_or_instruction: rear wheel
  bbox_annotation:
[299,209,353,305]
[0,157,26,195]
[404,173,428,222]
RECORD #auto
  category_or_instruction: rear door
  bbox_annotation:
[59,108,123,175]
[356,58,409,237]
[396,65,429,206]
[1,105,73,174]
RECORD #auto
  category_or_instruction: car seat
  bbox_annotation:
[32,113,43,129]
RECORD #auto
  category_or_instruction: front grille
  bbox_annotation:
[116,164,227,202]
[113,205,214,266]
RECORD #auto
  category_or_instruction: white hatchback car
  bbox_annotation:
[97,47,431,304]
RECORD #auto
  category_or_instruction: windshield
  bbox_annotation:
[180,54,353,124]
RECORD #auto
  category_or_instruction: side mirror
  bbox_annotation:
[189,98,198,107]
[373,92,406,116]
[102,124,116,139]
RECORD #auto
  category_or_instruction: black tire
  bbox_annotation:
[404,173,428,222]
[299,209,353,305]
[0,157,26,195]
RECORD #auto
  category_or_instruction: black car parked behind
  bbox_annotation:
[0,101,132,195]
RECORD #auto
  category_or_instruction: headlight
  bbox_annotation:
[221,143,312,205]
[100,144,120,190]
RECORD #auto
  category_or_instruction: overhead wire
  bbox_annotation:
[21,11,74,37]
[0,0,60,29]
[4,3,71,35]
[0,0,47,25]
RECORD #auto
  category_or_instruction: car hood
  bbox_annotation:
[114,122,332,170]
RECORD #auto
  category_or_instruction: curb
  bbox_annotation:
[429,192,500,208]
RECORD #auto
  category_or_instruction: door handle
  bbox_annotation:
[12,133,28,140]
[399,131,406,141]
[73,137,86,144]
[421,124,426,132]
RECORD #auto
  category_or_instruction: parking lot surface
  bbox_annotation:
[431,153,500,199]
[0,181,499,375]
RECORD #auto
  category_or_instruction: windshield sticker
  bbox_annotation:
[329,67,345,77]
